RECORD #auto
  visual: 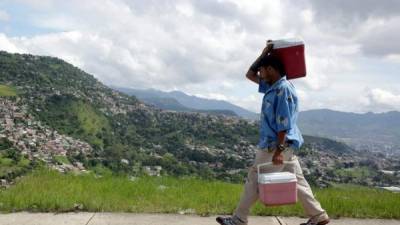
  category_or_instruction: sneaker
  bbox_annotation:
[216,215,246,225]
[216,216,238,225]
[300,218,330,225]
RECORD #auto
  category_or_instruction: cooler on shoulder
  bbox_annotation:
[270,38,306,80]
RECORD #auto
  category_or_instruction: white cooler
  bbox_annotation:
[257,161,298,206]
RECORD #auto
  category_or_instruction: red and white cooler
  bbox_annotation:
[269,38,306,80]
[257,162,298,206]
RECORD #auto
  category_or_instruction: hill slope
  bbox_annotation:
[1,51,398,188]
[0,51,261,182]
[116,87,400,157]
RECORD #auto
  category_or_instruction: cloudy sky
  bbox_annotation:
[1,0,400,113]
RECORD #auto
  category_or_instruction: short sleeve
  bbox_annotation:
[258,79,268,93]
[275,87,295,132]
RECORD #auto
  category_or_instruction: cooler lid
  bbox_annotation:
[271,38,304,49]
[258,172,297,184]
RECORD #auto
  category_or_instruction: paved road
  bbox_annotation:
[0,212,399,225]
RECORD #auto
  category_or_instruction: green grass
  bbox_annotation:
[0,84,17,96]
[0,168,399,219]
[0,156,13,166]
[37,96,111,149]
[334,167,377,179]
[70,101,108,136]
[70,101,110,148]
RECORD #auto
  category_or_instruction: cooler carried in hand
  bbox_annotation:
[257,161,298,206]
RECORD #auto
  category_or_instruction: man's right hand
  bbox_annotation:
[272,150,284,165]
[261,40,274,56]
[246,40,273,84]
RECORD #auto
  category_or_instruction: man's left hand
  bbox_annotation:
[272,151,284,165]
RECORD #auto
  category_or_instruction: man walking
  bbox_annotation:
[216,42,330,225]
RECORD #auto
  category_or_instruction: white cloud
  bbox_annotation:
[0,0,282,88]
[194,93,229,101]
[0,10,10,21]
[0,33,24,53]
[357,16,400,56]
[13,0,58,10]
[309,0,400,30]
[363,88,400,112]
[0,0,399,113]
[385,54,400,63]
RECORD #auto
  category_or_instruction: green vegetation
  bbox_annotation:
[0,151,34,180]
[0,84,17,96]
[333,167,377,182]
[34,95,111,149]
[0,51,104,96]
[302,135,353,154]
[30,93,257,181]
[54,155,70,165]
[0,168,399,219]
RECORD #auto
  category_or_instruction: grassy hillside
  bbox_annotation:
[0,168,399,219]
[0,84,17,96]
[34,94,111,149]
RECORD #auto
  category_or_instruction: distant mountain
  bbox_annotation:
[113,87,258,120]
[140,97,190,111]
[298,109,400,154]
[138,96,238,117]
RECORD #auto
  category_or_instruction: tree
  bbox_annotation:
[5,148,21,163]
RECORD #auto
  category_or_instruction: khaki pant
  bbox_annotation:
[232,148,329,225]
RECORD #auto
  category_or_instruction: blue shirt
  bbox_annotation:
[258,76,304,150]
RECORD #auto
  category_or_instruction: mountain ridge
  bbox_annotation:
[113,86,258,120]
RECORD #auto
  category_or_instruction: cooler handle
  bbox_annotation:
[257,161,295,175]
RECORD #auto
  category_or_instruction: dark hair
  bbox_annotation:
[258,54,286,76]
